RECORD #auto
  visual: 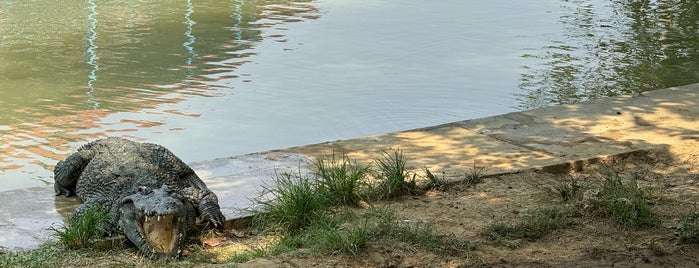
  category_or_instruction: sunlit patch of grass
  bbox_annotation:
[314,153,371,206]
[373,149,421,199]
[228,246,268,263]
[250,171,331,233]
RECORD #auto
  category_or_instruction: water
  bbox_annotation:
[1,0,697,191]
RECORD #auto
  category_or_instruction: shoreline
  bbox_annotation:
[1,83,697,251]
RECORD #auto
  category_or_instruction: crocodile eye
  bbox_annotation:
[138,186,152,194]
[161,185,171,193]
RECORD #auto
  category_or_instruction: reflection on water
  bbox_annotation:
[86,0,100,108]
[0,0,319,189]
[1,0,698,191]
[518,0,699,109]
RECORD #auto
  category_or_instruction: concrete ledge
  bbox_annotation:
[1,83,697,251]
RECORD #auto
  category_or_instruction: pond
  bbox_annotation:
[1,0,697,191]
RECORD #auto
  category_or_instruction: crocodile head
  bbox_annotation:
[118,185,194,258]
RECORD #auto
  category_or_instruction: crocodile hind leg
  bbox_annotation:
[54,152,89,197]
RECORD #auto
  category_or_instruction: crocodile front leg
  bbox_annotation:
[180,186,225,229]
[178,172,225,229]
[197,190,225,229]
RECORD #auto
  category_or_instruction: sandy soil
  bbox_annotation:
[225,150,699,268]
[33,148,699,267]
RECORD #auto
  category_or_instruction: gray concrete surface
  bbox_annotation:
[1,83,696,251]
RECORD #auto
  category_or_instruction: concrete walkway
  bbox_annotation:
[1,84,697,251]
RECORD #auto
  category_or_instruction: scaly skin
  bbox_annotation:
[54,137,225,258]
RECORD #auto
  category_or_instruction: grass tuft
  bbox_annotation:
[251,171,331,233]
[597,173,657,228]
[373,149,421,199]
[549,176,585,202]
[299,212,371,256]
[50,206,109,249]
[314,153,371,206]
[424,167,450,191]
[464,162,488,186]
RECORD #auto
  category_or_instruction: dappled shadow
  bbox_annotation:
[3,85,695,251]
[278,85,697,181]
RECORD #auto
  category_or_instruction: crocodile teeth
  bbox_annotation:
[157,215,161,222]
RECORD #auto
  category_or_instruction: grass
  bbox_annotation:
[243,150,475,260]
[549,176,586,202]
[251,171,331,233]
[482,171,661,249]
[237,207,475,260]
[367,207,476,255]
[596,172,657,228]
[677,209,699,244]
[464,162,488,186]
[314,153,371,206]
[0,244,63,268]
[228,246,268,263]
[49,206,109,249]
[373,149,421,199]
[424,167,450,191]
[481,207,579,248]
[291,211,371,256]
[0,243,217,268]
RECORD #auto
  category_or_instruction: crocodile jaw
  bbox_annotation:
[137,213,183,255]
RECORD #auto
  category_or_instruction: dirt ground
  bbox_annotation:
[29,149,699,268]
[217,149,699,268]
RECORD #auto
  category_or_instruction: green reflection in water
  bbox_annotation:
[0,0,318,188]
[2,0,698,191]
[518,0,699,109]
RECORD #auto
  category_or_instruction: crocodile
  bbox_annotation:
[54,137,225,258]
